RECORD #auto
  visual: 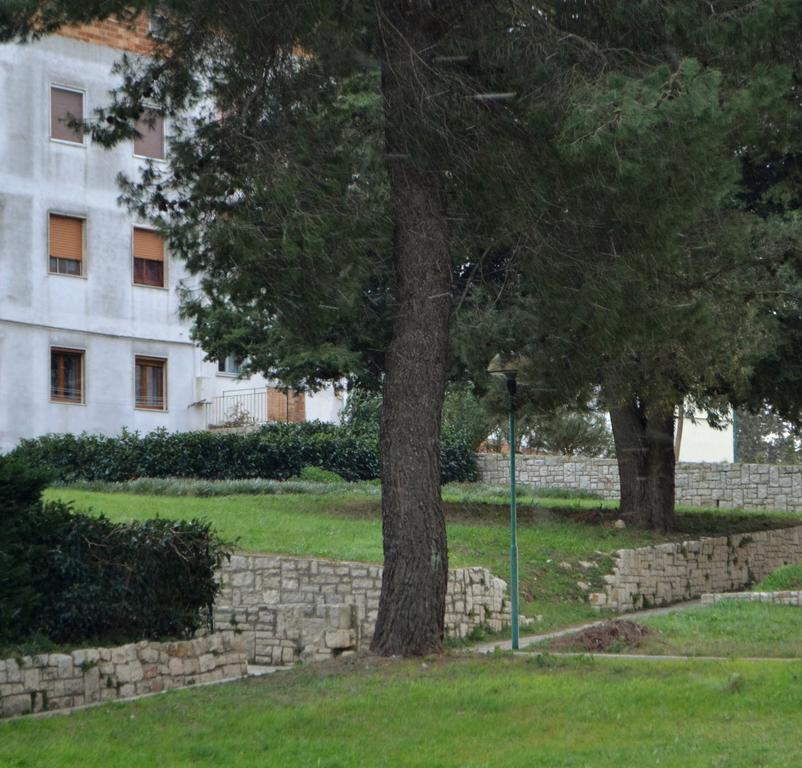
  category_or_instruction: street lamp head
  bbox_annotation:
[487,352,524,396]
[486,352,522,381]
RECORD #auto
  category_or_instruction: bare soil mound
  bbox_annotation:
[552,620,655,653]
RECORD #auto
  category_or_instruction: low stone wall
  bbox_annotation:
[214,555,510,665]
[0,632,247,719]
[590,526,802,612]
[477,453,802,512]
[702,590,802,606]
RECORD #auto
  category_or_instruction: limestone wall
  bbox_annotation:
[477,454,802,512]
[214,555,510,665]
[0,632,247,719]
[590,526,802,612]
[701,590,802,606]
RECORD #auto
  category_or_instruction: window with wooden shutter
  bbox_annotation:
[134,109,165,159]
[50,86,84,144]
[49,214,84,276]
[135,356,167,410]
[51,348,84,403]
[267,387,305,423]
[133,227,165,287]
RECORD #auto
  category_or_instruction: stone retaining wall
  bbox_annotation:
[477,454,802,512]
[701,590,802,606]
[590,526,802,612]
[0,632,246,719]
[214,555,510,665]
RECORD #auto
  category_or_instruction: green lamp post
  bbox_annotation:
[487,353,522,650]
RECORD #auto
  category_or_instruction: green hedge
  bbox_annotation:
[0,456,228,646]
[10,423,477,484]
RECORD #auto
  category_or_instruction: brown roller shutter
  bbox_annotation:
[50,215,83,260]
[133,227,165,261]
[134,110,165,159]
[51,87,84,143]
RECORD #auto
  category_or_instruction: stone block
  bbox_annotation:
[3,694,32,717]
[325,630,354,649]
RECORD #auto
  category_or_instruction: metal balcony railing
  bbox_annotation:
[204,388,269,429]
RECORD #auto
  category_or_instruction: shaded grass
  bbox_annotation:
[3,655,802,767]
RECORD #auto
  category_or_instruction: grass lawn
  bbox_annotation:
[45,485,802,632]
[2,655,802,767]
[630,602,802,658]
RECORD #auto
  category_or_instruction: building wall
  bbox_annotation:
[0,32,342,451]
[678,412,734,463]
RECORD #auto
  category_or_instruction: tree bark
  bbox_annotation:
[371,3,453,656]
[608,397,676,531]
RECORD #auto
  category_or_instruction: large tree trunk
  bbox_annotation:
[371,3,453,656]
[608,397,676,531]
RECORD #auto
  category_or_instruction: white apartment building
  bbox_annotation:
[0,20,342,452]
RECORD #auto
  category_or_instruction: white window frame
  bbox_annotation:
[216,354,243,377]
[133,105,167,162]
[49,83,87,147]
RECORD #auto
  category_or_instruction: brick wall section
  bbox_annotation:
[57,15,154,54]
[477,454,802,512]
[0,632,246,719]
[589,526,802,612]
[214,555,510,665]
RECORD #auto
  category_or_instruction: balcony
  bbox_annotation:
[204,387,305,429]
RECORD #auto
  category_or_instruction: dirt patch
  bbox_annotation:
[551,620,656,653]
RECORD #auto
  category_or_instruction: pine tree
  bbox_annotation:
[0,0,563,652]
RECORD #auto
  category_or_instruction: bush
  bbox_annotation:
[11,421,476,485]
[0,456,228,646]
[296,466,346,484]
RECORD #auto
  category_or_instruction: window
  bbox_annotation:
[217,354,242,375]
[49,214,84,276]
[148,11,167,40]
[133,227,165,287]
[134,109,165,159]
[267,387,306,423]
[135,356,166,410]
[51,348,84,403]
[50,86,84,144]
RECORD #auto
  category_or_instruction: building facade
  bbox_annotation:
[0,20,342,452]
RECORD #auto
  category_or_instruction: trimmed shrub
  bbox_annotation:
[296,466,346,484]
[10,422,476,484]
[0,456,228,646]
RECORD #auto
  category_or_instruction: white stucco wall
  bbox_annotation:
[0,35,341,452]
[677,413,734,463]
